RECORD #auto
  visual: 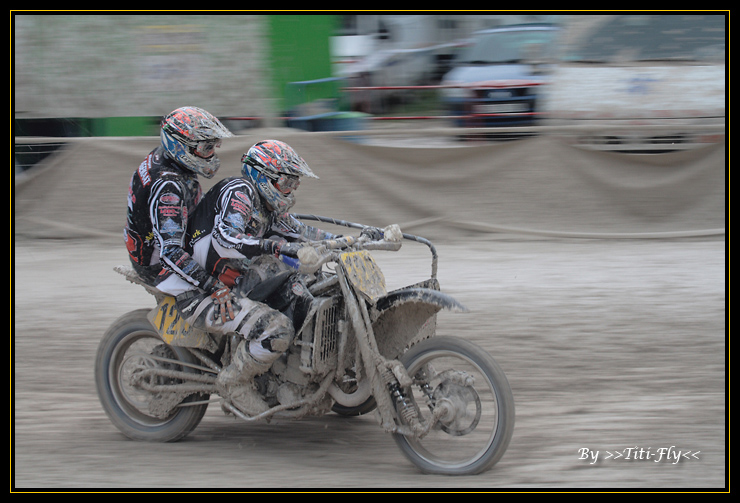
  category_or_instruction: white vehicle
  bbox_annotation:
[540,14,726,153]
[440,24,560,129]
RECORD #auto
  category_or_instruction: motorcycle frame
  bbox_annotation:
[119,216,466,436]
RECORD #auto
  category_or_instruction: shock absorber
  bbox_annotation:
[379,364,422,432]
[391,382,420,426]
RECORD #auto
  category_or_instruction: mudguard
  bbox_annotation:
[375,286,468,314]
[371,284,468,359]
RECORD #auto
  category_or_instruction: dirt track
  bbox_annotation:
[12,131,727,490]
[13,232,726,490]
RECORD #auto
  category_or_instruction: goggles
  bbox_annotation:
[244,156,301,194]
[194,139,222,159]
[273,173,301,194]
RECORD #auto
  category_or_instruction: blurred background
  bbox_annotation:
[11,14,727,489]
[13,13,726,167]
[13,12,727,240]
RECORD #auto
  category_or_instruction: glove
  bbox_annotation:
[361,226,384,241]
[261,238,286,257]
[278,242,303,258]
[210,285,236,324]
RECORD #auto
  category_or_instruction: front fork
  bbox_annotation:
[336,266,436,437]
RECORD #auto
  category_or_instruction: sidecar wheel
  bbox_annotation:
[94,309,209,442]
[392,336,515,475]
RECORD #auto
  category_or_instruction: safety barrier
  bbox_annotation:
[14,125,725,242]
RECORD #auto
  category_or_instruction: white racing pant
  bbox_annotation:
[163,275,295,367]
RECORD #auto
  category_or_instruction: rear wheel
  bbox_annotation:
[94,309,209,442]
[393,337,515,475]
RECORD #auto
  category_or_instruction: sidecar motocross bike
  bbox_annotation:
[95,216,515,475]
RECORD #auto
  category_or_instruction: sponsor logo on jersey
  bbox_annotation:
[137,156,152,186]
[160,193,181,205]
[160,218,182,236]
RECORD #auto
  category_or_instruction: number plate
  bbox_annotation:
[475,103,529,114]
[147,296,212,348]
[340,250,387,302]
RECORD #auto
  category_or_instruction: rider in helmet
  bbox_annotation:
[189,140,338,282]
[241,138,318,214]
[124,106,234,298]
[183,140,360,416]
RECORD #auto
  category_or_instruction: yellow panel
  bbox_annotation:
[340,250,386,302]
[147,296,212,348]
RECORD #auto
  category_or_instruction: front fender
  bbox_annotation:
[371,287,468,359]
[375,287,468,314]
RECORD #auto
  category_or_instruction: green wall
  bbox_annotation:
[266,15,337,114]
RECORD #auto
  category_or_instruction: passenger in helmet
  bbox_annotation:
[160,105,233,179]
[182,140,383,417]
[124,106,234,300]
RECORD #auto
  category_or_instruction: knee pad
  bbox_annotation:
[239,305,295,353]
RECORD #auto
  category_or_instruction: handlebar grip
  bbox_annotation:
[325,235,358,249]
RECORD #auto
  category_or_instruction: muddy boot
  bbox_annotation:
[218,342,272,416]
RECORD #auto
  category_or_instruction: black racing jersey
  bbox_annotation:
[125,146,216,292]
[187,176,336,281]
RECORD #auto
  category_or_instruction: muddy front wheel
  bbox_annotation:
[393,336,515,475]
[94,309,209,442]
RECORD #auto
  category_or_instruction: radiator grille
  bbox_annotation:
[299,297,340,376]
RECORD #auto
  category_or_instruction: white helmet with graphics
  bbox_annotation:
[241,140,317,213]
[160,106,234,178]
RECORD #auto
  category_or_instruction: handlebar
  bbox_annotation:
[293,214,438,279]
[293,227,401,274]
